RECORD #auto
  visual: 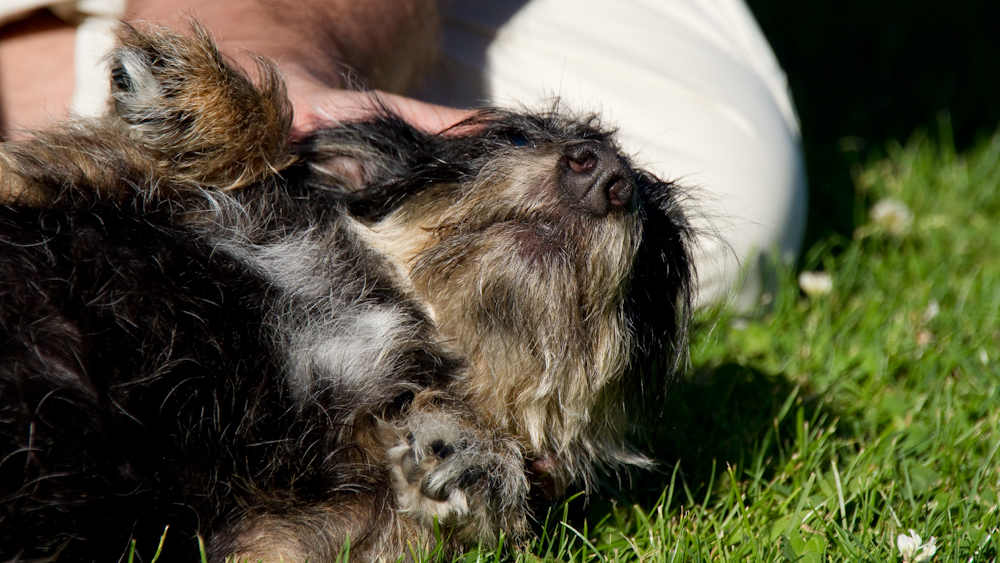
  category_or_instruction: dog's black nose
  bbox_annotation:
[560,141,635,215]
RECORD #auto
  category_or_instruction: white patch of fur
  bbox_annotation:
[251,231,332,298]
[211,227,423,400]
[112,50,163,119]
[288,307,413,392]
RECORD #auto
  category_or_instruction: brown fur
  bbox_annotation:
[366,151,648,492]
[0,24,295,208]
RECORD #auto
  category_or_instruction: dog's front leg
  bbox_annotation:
[387,392,530,548]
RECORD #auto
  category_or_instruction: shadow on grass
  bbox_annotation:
[654,364,808,479]
[552,361,842,532]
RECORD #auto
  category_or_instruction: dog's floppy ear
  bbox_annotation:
[297,109,462,218]
[626,176,695,396]
[110,23,296,190]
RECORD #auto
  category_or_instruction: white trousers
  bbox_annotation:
[1,0,807,309]
[414,0,808,309]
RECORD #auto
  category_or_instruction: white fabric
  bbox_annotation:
[0,0,64,25]
[414,0,807,309]
[69,4,120,116]
[0,0,123,116]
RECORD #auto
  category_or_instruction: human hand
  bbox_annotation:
[279,64,473,139]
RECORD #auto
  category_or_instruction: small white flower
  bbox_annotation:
[898,530,921,561]
[979,349,989,365]
[915,330,933,347]
[870,198,913,235]
[915,536,937,563]
[897,529,937,563]
[798,271,832,298]
[923,300,940,322]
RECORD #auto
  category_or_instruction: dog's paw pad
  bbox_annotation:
[388,413,529,543]
[390,422,474,521]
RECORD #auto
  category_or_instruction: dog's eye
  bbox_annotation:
[505,132,531,147]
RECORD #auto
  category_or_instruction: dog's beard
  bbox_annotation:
[399,154,643,458]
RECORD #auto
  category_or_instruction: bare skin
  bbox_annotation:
[0,11,76,140]
[0,1,471,140]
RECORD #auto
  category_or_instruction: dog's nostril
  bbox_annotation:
[567,155,596,174]
[560,141,634,215]
[608,179,633,208]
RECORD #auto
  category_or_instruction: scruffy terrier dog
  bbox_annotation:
[0,25,693,563]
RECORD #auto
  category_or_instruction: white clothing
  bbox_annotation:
[0,0,123,117]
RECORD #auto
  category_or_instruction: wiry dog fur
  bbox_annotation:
[0,25,693,563]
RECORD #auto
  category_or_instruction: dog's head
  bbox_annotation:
[304,109,694,485]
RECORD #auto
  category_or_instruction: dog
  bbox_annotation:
[0,25,693,563]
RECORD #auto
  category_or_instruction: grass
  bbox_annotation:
[438,120,1000,563]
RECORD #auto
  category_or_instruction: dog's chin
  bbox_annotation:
[504,222,567,266]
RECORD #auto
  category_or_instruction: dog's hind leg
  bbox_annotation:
[0,25,296,207]
[109,24,297,190]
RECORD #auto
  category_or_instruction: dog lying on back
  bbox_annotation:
[0,25,693,563]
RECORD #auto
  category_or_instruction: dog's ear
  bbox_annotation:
[627,177,695,396]
[110,23,296,190]
[297,110,449,217]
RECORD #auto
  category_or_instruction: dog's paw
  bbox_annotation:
[388,412,529,544]
[109,24,294,189]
